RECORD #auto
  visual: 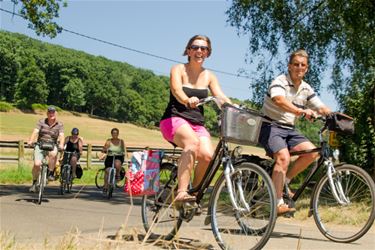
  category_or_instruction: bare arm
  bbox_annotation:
[272,96,303,116]
[317,105,332,116]
[99,140,110,160]
[78,138,83,155]
[28,128,39,146]
[208,72,231,105]
[58,132,65,151]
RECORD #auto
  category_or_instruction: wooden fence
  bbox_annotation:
[0,140,181,169]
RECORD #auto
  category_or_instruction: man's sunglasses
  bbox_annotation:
[190,45,209,52]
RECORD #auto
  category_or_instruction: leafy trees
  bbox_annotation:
[10,0,67,38]
[226,0,375,176]
[14,57,49,108]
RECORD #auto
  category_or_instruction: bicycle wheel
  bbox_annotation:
[108,168,115,199]
[141,162,182,241]
[312,164,375,243]
[210,162,277,250]
[59,165,67,195]
[95,168,105,189]
[38,165,48,204]
[65,165,72,193]
[116,166,126,188]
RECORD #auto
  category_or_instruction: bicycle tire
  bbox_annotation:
[65,165,72,193]
[108,168,115,199]
[38,165,48,204]
[312,164,375,243]
[210,162,277,250]
[115,167,126,188]
[95,168,105,189]
[141,162,182,241]
[60,165,67,195]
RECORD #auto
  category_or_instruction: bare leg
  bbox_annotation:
[173,124,199,201]
[272,148,290,199]
[70,155,78,177]
[192,136,213,189]
[287,141,318,180]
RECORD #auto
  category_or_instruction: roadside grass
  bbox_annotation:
[0,164,99,185]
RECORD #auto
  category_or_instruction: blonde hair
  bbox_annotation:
[183,35,212,59]
[288,49,309,64]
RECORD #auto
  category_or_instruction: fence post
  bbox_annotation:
[87,143,92,169]
[18,140,24,169]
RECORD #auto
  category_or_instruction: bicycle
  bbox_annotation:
[141,97,277,250]
[244,115,375,243]
[95,152,126,199]
[59,151,74,195]
[32,141,56,205]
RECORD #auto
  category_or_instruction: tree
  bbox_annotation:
[10,0,67,38]
[226,0,375,176]
[14,58,49,108]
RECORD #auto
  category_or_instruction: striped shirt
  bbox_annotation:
[262,74,324,126]
[36,118,64,143]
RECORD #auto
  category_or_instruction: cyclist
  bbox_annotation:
[99,128,126,194]
[62,127,83,179]
[159,35,231,203]
[27,106,64,192]
[258,49,331,215]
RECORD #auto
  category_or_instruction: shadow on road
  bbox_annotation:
[1,184,143,206]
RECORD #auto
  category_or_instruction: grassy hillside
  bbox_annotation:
[0,110,266,155]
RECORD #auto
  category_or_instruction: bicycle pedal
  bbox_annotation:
[283,211,295,218]
[183,201,198,209]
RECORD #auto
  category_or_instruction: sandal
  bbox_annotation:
[174,190,196,202]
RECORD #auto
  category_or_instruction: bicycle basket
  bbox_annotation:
[39,141,55,151]
[326,112,354,135]
[221,103,263,145]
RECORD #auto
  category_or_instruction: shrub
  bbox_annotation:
[0,101,14,112]
[31,103,62,112]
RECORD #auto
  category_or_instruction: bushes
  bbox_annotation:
[31,103,62,112]
[0,101,14,112]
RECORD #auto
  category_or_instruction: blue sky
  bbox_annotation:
[0,0,337,109]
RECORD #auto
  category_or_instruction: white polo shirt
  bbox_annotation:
[262,74,324,126]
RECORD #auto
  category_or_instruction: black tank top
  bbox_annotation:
[65,137,80,153]
[161,86,209,125]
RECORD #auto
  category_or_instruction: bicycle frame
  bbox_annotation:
[287,126,349,208]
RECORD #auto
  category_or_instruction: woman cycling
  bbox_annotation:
[62,127,83,179]
[99,128,126,194]
[159,35,231,203]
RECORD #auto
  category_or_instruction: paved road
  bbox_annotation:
[1,184,374,249]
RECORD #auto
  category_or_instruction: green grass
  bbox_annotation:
[0,164,100,185]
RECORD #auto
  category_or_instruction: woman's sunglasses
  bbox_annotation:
[190,45,209,52]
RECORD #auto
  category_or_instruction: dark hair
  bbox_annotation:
[71,128,79,135]
[111,128,119,134]
[183,35,212,59]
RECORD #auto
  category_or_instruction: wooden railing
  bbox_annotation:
[0,140,181,169]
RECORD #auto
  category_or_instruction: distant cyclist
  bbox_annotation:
[99,128,126,194]
[62,128,83,179]
[27,106,64,192]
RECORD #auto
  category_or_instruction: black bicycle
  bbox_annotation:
[240,115,375,243]
[95,153,126,199]
[59,151,74,195]
[141,97,277,250]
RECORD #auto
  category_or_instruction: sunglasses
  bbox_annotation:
[190,45,209,52]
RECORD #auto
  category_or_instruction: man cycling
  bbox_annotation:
[258,49,331,215]
[28,106,64,192]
